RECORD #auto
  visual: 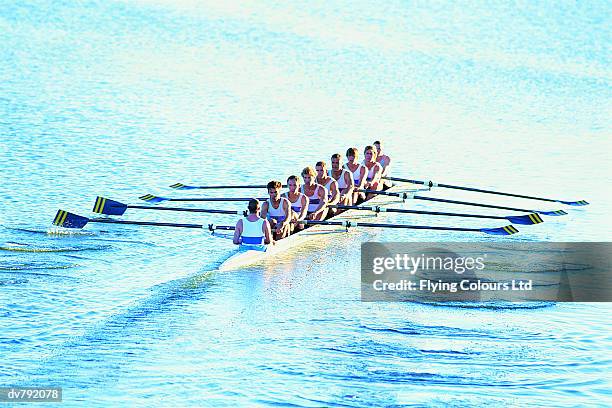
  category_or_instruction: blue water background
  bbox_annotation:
[1,0,611,406]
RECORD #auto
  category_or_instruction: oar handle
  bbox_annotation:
[127,205,245,215]
[383,207,508,220]
[330,205,541,225]
[334,204,506,219]
[169,197,267,202]
[176,185,285,189]
[435,182,561,203]
[413,195,535,213]
[385,176,428,185]
[304,220,483,232]
[386,177,588,205]
[91,219,205,229]
[208,224,236,231]
[357,189,407,198]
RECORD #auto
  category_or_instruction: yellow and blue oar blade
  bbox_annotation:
[139,194,171,204]
[480,225,519,235]
[507,213,544,225]
[92,197,128,216]
[52,210,90,229]
[169,183,199,190]
[558,199,589,206]
[537,209,567,216]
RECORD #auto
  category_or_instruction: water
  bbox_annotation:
[1,0,611,406]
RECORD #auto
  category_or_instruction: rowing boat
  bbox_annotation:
[51,173,584,270]
[217,183,419,271]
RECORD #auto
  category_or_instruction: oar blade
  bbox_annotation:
[537,209,567,216]
[139,194,170,204]
[92,197,127,215]
[52,210,89,229]
[169,183,198,190]
[559,199,589,206]
[480,225,519,235]
[507,213,544,225]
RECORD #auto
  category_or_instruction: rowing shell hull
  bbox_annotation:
[218,184,420,271]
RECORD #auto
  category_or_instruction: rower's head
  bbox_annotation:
[315,161,327,179]
[301,166,316,185]
[247,198,260,214]
[267,180,282,200]
[364,145,377,162]
[373,140,382,154]
[331,153,342,170]
[287,175,300,193]
[346,147,358,163]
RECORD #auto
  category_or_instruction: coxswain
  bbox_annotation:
[301,166,328,221]
[282,175,309,230]
[261,180,292,239]
[329,153,354,206]
[233,198,273,250]
[344,147,367,204]
[315,161,340,213]
[363,145,383,194]
[373,140,391,179]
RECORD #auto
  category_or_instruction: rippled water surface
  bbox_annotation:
[1,0,611,406]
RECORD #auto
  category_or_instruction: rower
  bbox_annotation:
[373,140,391,179]
[282,175,309,230]
[315,161,340,214]
[233,198,273,250]
[301,166,328,221]
[261,180,292,240]
[363,145,383,194]
[329,153,354,206]
[344,147,367,204]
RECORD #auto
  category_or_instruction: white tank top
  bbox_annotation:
[283,191,306,213]
[329,169,350,189]
[241,217,265,245]
[301,184,327,212]
[379,157,390,176]
[363,161,382,182]
[321,177,337,199]
[266,197,289,222]
[344,164,365,185]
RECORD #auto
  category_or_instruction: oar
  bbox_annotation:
[93,197,246,216]
[52,210,216,230]
[357,190,567,216]
[170,183,286,190]
[301,220,519,236]
[385,177,589,206]
[332,205,544,225]
[139,194,267,204]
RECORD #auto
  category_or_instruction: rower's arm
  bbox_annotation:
[233,219,243,245]
[343,171,354,195]
[357,167,367,189]
[279,200,291,228]
[297,196,309,221]
[372,165,382,185]
[382,156,391,176]
[313,186,327,215]
[260,201,268,219]
[263,219,273,244]
[329,182,340,206]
